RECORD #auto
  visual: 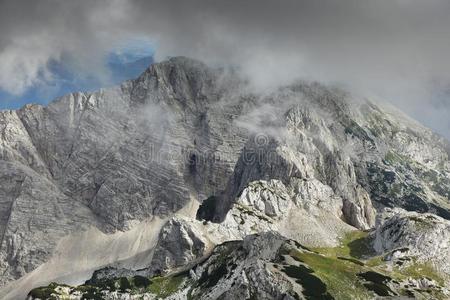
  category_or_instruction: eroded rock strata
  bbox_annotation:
[0,57,448,299]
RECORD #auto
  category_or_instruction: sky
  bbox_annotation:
[0,37,153,109]
[0,0,449,138]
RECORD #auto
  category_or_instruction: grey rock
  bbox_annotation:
[145,217,208,276]
[237,180,290,219]
[110,178,353,282]
[28,229,450,299]
[187,232,303,300]
[373,208,450,274]
[1,57,450,296]
[210,83,450,230]
[0,161,98,286]
[0,57,248,287]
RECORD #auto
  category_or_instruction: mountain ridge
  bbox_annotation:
[0,57,448,299]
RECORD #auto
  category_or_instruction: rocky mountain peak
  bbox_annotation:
[0,57,449,299]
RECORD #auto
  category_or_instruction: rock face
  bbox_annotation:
[237,180,291,219]
[187,232,301,300]
[373,208,450,274]
[209,84,450,231]
[145,217,209,276]
[1,57,450,298]
[0,162,99,286]
[0,57,248,288]
[28,231,450,300]
[147,178,352,273]
[56,179,449,300]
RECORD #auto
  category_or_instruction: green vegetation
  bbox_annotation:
[28,283,60,300]
[384,151,409,166]
[28,273,187,299]
[357,271,395,297]
[388,183,403,197]
[337,256,365,266]
[147,274,187,298]
[371,149,450,220]
[78,285,103,300]
[28,230,448,300]
[398,262,445,286]
[133,275,151,288]
[383,150,450,202]
[287,230,448,299]
[422,169,450,198]
[365,255,384,268]
[28,282,79,300]
[422,169,439,183]
[119,277,131,292]
[281,264,334,300]
[291,249,374,299]
[312,231,374,259]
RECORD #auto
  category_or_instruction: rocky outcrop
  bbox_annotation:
[28,233,313,300]
[237,180,291,220]
[0,57,249,289]
[2,57,450,298]
[0,162,98,287]
[87,178,351,283]
[145,218,209,276]
[29,231,450,299]
[187,232,300,300]
[373,208,450,274]
[342,187,376,231]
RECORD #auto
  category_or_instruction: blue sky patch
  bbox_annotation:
[0,39,154,110]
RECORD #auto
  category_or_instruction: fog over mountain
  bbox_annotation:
[1,55,448,300]
[1,0,450,137]
[1,2,450,300]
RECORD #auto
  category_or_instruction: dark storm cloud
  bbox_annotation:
[1,0,450,136]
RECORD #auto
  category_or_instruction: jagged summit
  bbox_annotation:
[0,57,449,299]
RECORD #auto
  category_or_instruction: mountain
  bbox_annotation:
[0,56,154,111]
[0,57,448,299]
[107,56,154,84]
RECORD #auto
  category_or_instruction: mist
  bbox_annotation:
[1,0,450,137]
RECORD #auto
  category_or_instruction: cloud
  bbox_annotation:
[0,0,133,95]
[1,0,450,137]
[0,35,54,94]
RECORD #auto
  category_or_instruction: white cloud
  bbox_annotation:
[0,34,55,94]
[0,0,450,137]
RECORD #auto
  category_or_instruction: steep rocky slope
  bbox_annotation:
[0,57,449,299]
[29,230,450,300]
[0,57,248,291]
[35,182,449,299]
[373,208,450,274]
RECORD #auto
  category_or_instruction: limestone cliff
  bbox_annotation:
[0,57,449,299]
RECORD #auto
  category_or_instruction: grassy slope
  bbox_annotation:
[29,230,448,300]
[288,230,447,300]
